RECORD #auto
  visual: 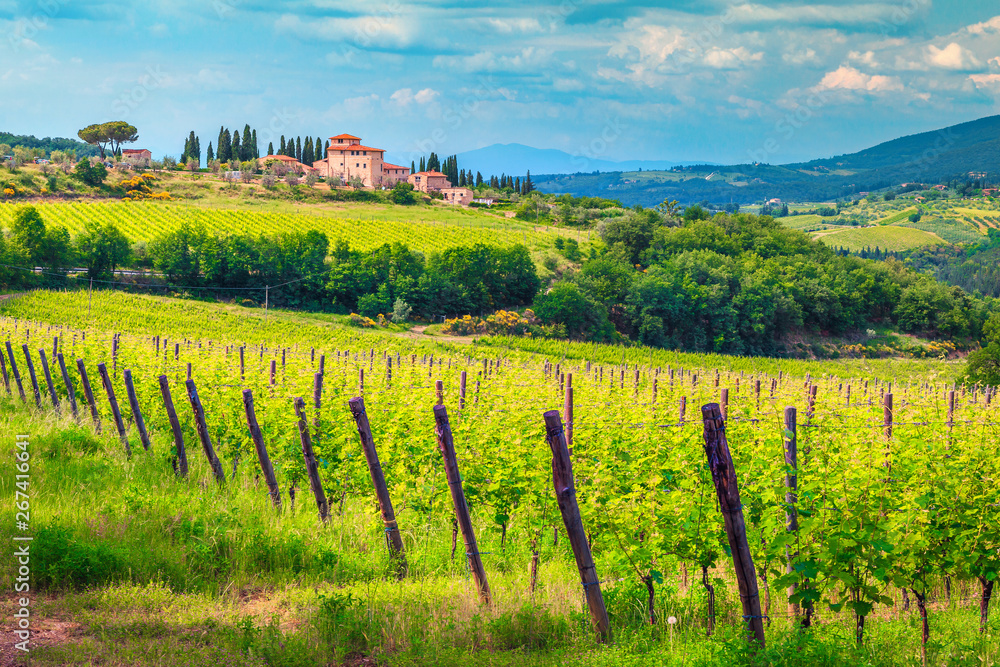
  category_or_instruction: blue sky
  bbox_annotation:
[1,0,999,166]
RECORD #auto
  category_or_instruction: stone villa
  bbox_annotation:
[313,133,411,188]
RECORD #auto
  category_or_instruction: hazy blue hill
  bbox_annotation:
[533,115,1000,205]
[456,142,681,177]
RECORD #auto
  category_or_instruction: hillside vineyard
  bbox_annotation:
[2,290,997,657]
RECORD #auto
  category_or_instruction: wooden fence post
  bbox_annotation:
[564,373,574,452]
[77,359,101,432]
[242,389,281,510]
[700,403,766,650]
[21,344,41,407]
[543,410,610,641]
[0,348,10,396]
[433,404,491,605]
[459,371,467,410]
[123,369,151,451]
[348,397,407,578]
[185,379,226,484]
[436,379,444,406]
[56,354,78,421]
[37,349,60,414]
[883,392,893,471]
[97,362,130,457]
[294,396,329,522]
[313,371,323,440]
[158,375,188,477]
[783,407,800,620]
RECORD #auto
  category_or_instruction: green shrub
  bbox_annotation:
[32,525,128,589]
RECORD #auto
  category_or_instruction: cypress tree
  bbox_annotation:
[217,126,225,162]
[515,177,520,193]
[190,131,200,163]
[207,142,214,163]
[267,141,274,156]
[523,170,533,194]
[316,137,323,162]
[242,125,252,161]
[411,160,416,173]
[303,137,313,166]
[324,139,329,156]
[182,135,190,163]
[419,156,426,172]
[220,129,232,163]
[279,136,286,155]
[231,130,241,164]
[252,130,259,158]
[296,137,302,162]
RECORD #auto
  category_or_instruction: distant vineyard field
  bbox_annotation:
[0,201,579,254]
[814,225,946,251]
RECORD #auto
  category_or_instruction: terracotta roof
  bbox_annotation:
[329,134,361,141]
[261,155,300,162]
[122,149,149,154]
[326,143,385,153]
[412,171,447,177]
[382,162,409,170]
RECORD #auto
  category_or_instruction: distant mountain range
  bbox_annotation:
[529,114,1000,206]
[455,143,706,178]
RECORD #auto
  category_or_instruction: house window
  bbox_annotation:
[356,163,360,167]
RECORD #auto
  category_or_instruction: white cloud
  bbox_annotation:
[848,50,878,67]
[926,42,983,71]
[814,65,903,92]
[389,87,439,107]
[966,16,1000,35]
[703,46,763,69]
[725,3,926,26]
[275,13,419,49]
[783,48,819,65]
[482,17,542,34]
[432,47,549,73]
[969,73,1000,92]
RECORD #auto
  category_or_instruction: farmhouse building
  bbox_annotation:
[258,154,316,174]
[122,149,152,161]
[409,170,451,192]
[313,133,410,187]
[441,187,474,206]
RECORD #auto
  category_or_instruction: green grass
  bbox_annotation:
[1,399,996,667]
[814,225,946,252]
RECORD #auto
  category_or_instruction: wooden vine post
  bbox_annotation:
[433,404,491,605]
[158,375,188,477]
[294,396,330,522]
[348,396,407,578]
[123,369,151,451]
[542,409,610,641]
[76,359,101,432]
[97,362,130,457]
[564,373,573,452]
[242,390,282,510]
[0,348,10,395]
[700,403,766,650]
[56,354,78,421]
[37,349,60,415]
[185,379,226,484]
[783,407,802,621]
[21,344,42,407]
[6,342,25,402]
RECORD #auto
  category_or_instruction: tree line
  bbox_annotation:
[531,208,998,355]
